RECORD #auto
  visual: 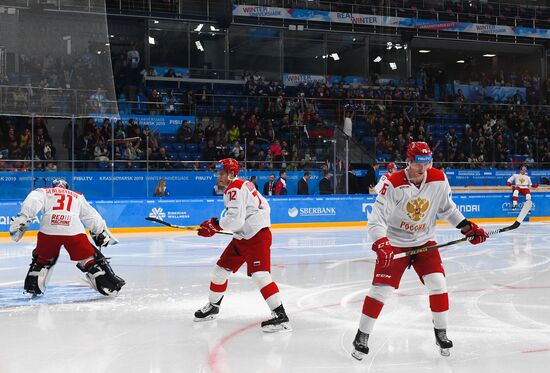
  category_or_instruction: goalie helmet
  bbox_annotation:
[406,142,432,163]
[51,178,69,189]
[216,158,240,176]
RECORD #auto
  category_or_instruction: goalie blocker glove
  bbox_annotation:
[9,214,32,242]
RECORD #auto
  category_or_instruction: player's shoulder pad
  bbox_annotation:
[425,167,446,184]
[388,170,408,188]
[225,178,246,192]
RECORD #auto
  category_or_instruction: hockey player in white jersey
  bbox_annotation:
[352,142,489,360]
[506,165,538,209]
[194,158,291,332]
[9,178,125,296]
[374,162,397,194]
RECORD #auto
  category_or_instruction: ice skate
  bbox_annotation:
[351,330,369,360]
[434,328,453,357]
[194,297,222,321]
[261,304,291,332]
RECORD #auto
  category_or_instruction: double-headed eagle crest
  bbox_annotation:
[406,197,430,221]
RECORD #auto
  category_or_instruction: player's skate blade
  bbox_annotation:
[194,298,222,322]
[434,328,453,357]
[351,330,369,360]
[261,305,292,332]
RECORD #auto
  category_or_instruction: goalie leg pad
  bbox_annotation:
[24,250,58,295]
[77,248,125,296]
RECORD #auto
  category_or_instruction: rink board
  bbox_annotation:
[2,170,550,200]
[0,193,548,233]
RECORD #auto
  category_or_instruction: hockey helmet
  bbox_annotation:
[406,142,432,163]
[51,178,69,189]
[386,162,396,172]
[216,158,240,176]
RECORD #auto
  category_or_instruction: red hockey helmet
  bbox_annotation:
[406,142,432,163]
[386,162,396,172]
[51,178,69,189]
[216,158,240,176]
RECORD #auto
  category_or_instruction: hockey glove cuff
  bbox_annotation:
[372,237,394,269]
[198,218,221,238]
[459,220,489,245]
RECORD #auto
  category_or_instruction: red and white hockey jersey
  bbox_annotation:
[374,173,391,194]
[18,187,107,236]
[368,168,465,248]
[220,178,270,240]
[507,173,533,188]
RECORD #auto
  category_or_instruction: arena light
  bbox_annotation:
[194,24,204,32]
[419,49,431,53]
[331,53,340,61]
[153,20,159,24]
[373,56,382,63]
[386,42,393,50]
[394,44,403,50]
[195,40,204,51]
[483,53,496,57]
[210,25,220,31]
[148,36,156,45]
[456,60,465,63]
[389,62,397,70]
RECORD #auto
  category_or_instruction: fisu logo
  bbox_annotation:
[149,207,166,220]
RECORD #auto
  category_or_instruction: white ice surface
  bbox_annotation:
[1,223,549,373]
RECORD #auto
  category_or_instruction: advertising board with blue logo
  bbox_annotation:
[0,193,548,233]
[0,171,327,200]
[233,5,550,40]
[92,114,196,133]
[1,170,548,201]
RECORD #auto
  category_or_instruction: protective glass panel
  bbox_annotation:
[0,1,118,116]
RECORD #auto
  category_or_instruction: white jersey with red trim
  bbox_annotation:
[374,173,392,194]
[507,173,532,188]
[220,178,270,240]
[17,187,107,236]
[368,168,465,248]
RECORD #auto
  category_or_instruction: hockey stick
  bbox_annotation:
[145,217,233,235]
[393,200,532,259]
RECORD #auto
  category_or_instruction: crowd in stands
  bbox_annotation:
[0,116,57,171]
[369,101,550,167]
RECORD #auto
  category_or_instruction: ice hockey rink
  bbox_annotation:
[1,223,549,373]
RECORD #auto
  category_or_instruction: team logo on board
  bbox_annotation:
[406,197,429,221]
[149,207,166,220]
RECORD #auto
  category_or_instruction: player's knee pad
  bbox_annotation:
[24,250,58,296]
[251,271,273,289]
[77,248,125,297]
[512,189,519,197]
[423,272,447,295]
[368,284,393,303]
[212,265,231,285]
[526,193,532,201]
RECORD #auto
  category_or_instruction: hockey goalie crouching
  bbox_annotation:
[9,178,125,297]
